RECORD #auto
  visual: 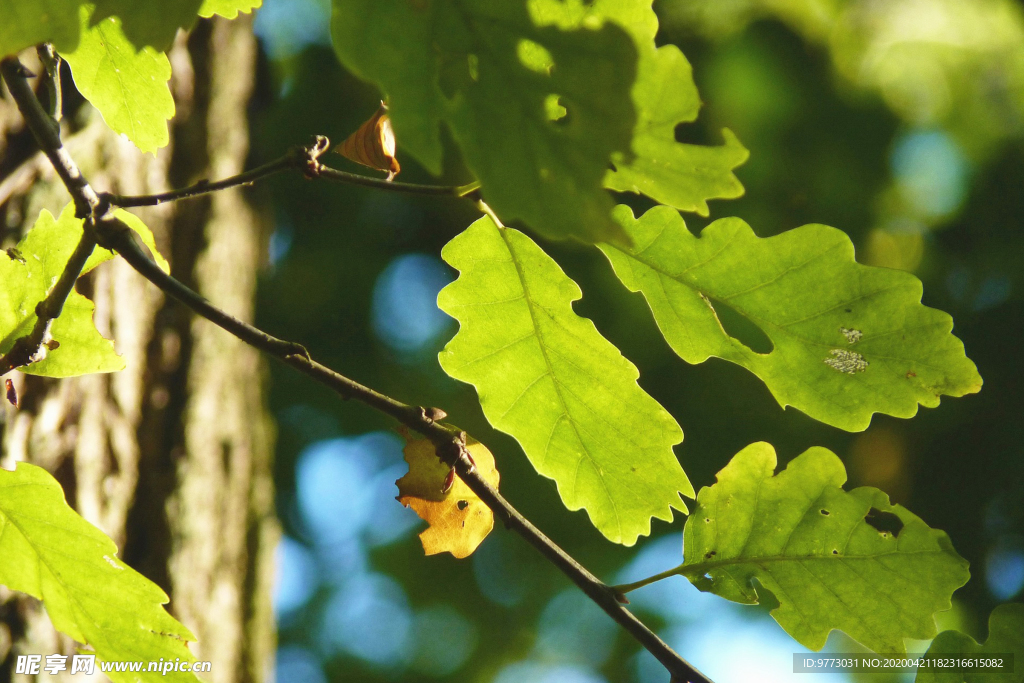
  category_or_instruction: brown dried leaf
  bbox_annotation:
[396,431,499,559]
[336,101,401,180]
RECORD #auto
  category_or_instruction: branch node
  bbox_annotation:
[282,342,311,361]
[419,406,447,424]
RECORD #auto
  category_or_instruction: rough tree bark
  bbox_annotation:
[0,16,277,683]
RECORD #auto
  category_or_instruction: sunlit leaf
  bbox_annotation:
[677,442,969,653]
[0,0,83,58]
[198,0,261,19]
[331,0,637,244]
[0,462,200,682]
[528,0,748,215]
[397,430,499,559]
[438,216,692,545]
[0,204,167,377]
[599,205,982,431]
[63,6,175,154]
[917,603,1024,683]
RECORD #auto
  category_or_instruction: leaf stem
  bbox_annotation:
[6,55,714,683]
[613,564,688,595]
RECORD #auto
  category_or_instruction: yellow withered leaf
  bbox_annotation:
[336,101,401,180]
[396,431,499,559]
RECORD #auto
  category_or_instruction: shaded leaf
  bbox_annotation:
[63,6,175,154]
[331,0,637,244]
[438,216,691,545]
[600,205,982,431]
[397,430,499,559]
[0,462,199,681]
[916,603,1024,683]
[92,0,203,51]
[679,442,969,653]
[0,205,167,377]
[529,0,748,214]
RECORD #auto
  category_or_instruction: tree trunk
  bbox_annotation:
[0,16,277,683]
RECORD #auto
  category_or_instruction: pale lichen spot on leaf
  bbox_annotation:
[840,327,863,344]
[825,349,868,374]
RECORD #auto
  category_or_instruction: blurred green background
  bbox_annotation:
[247,1,1024,681]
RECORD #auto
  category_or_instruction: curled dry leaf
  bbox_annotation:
[336,101,401,180]
[396,429,499,559]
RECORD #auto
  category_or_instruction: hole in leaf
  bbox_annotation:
[820,509,830,516]
[457,500,469,511]
[674,122,714,146]
[704,518,711,523]
[864,507,904,537]
[701,294,774,354]
[832,549,839,555]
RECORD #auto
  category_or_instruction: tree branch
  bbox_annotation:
[4,54,713,683]
[102,134,480,208]
[99,220,712,683]
[0,57,101,376]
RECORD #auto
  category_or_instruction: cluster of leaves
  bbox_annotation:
[0,0,1003,680]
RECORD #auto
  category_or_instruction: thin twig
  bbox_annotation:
[36,43,62,124]
[1,58,101,218]
[103,134,481,208]
[0,57,101,376]
[5,55,713,683]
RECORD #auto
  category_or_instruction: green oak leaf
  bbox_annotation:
[331,0,637,244]
[63,5,175,154]
[0,204,167,377]
[917,604,1024,683]
[528,0,748,215]
[92,0,203,51]
[198,0,262,19]
[438,216,692,545]
[0,0,83,58]
[599,205,982,431]
[0,462,200,682]
[679,442,969,653]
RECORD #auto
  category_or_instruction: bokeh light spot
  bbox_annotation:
[986,536,1024,600]
[891,129,969,218]
[409,605,479,677]
[534,590,618,666]
[275,646,327,683]
[371,254,453,354]
[253,0,330,60]
[273,536,319,617]
[494,662,606,683]
[321,572,413,669]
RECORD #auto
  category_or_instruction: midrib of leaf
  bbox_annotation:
[613,237,845,348]
[498,228,623,535]
[678,548,956,578]
[98,30,139,141]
